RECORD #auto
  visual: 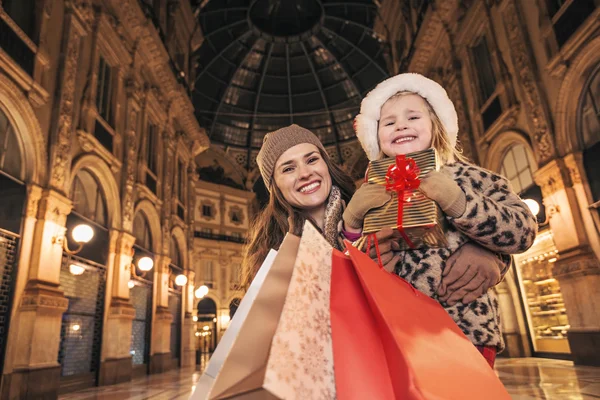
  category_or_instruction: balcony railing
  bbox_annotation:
[0,16,35,76]
[194,231,247,244]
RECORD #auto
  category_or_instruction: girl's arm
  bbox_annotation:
[445,163,537,254]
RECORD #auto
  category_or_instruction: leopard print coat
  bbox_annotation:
[392,161,537,351]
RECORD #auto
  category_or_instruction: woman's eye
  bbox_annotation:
[283,166,294,173]
[409,116,420,120]
[307,157,319,164]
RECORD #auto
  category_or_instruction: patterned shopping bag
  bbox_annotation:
[263,221,336,399]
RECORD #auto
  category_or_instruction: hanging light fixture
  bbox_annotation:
[69,264,85,276]
[175,274,188,286]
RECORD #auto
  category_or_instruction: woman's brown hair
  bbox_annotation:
[241,148,355,290]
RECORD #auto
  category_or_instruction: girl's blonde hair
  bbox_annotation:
[381,91,469,165]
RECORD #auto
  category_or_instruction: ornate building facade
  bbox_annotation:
[0,0,210,398]
[192,175,255,351]
[377,0,600,365]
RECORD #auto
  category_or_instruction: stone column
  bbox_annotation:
[181,270,196,368]
[98,231,136,385]
[534,158,600,366]
[0,190,71,400]
[495,272,531,358]
[149,255,172,374]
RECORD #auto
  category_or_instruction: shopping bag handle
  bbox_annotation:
[363,234,419,296]
[366,233,384,269]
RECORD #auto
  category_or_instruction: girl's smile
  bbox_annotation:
[378,94,433,156]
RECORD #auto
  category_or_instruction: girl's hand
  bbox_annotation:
[419,170,466,218]
[343,184,391,230]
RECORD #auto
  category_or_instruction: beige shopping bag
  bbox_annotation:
[192,233,300,400]
[263,222,337,399]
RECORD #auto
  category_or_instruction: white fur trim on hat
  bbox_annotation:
[355,73,459,161]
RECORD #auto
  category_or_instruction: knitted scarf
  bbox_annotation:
[322,185,344,250]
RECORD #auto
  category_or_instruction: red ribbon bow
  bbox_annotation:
[385,155,420,248]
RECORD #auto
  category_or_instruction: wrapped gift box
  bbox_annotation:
[362,148,449,250]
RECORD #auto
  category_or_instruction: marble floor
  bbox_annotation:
[59,357,600,399]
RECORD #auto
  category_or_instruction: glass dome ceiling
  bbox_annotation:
[192,0,390,169]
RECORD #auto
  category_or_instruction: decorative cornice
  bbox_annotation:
[112,0,209,155]
[553,246,600,279]
[501,0,556,165]
[49,13,87,192]
[36,189,72,224]
[563,152,585,186]
[25,184,43,218]
[533,158,572,198]
[408,0,459,74]
[75,128,123,173]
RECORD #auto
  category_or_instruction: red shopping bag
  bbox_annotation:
[330,243,511,400]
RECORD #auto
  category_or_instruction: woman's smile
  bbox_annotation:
[298,180,321,194]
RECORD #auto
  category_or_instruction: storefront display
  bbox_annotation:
[514,230,571,354]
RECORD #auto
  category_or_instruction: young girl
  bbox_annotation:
[346,73,537,367]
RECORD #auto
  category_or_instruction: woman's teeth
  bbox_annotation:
[299,182,320,193]
[393,136,416,144]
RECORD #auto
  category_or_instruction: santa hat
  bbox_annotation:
[354,73,459,161]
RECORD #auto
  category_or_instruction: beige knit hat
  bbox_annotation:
[256,124,327,191]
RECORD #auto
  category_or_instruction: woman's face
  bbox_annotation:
[273,143,332,211]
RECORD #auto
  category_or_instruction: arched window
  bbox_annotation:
[500,144,536,194]
[133,213,153,251]
[580,64,600,150]
[71,169,107,227]
[579,63,600,207]
[170,236,182,268]
[0,108,23,181]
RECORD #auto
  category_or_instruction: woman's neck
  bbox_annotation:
[308,204,327,230]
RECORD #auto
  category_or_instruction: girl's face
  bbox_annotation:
[273,143,332,212]
[377,94,433,157]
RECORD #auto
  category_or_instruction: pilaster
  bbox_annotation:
[534,157,600,365]
[98,231,137,385]
[149,255,172,374]
[1,189,71,400]
[181,270,196,368]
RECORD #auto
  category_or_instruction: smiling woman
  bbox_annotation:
[242,124,355,288]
